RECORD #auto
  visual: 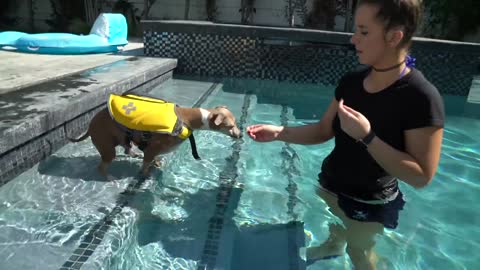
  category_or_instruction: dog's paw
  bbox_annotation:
[130,152,143,159]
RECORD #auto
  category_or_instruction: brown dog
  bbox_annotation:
[65,94,241,178]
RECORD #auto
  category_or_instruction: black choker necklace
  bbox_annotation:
[372,60,406,72]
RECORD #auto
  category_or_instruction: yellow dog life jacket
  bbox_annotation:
[107,94,192,139]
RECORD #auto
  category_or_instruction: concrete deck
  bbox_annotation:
[0,39,144,94]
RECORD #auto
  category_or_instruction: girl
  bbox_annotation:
[246,1,444,269]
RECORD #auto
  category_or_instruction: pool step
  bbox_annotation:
[148,75,221,107]
[464,75,480,118]
[467,75,480,104]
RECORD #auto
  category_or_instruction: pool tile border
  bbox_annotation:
[280,105,303,270]
[197,92,252,270]
[143,21,480,96]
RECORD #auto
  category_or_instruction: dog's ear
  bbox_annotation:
[212,113,225,126]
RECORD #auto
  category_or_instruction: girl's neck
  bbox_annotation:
[365,53,410,93]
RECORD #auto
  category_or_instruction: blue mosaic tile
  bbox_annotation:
[144,31,480,96]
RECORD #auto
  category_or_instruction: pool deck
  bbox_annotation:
[0,38,144,94]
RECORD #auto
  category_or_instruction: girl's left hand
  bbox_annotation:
[337,99,371,140]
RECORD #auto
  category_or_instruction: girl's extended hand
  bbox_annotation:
[246,124,283,142]
[337,99,371,140]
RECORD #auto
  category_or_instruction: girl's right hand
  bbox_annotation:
[246,124,283,142]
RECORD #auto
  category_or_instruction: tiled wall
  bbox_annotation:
[145,31,358,86]
[413,49,478,96]
[144,30,480,96]
[0,108,100,185]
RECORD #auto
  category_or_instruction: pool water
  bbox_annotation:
[0,77,479,270]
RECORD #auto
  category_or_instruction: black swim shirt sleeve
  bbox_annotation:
[402,82,445,130]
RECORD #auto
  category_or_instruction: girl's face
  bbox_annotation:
[350,4,404,66]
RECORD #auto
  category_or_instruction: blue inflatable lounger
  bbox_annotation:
[0,13,128,54]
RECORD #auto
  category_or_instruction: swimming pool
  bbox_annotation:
[0,75,478,270]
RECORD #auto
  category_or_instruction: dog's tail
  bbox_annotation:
[64,125,90,143]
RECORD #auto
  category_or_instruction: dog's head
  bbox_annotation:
[208,106,241,138]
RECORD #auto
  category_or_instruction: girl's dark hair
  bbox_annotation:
[358,0,422,47]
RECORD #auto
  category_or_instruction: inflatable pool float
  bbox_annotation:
[0,13,128,54]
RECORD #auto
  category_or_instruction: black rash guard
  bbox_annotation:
[319,67,445,201]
